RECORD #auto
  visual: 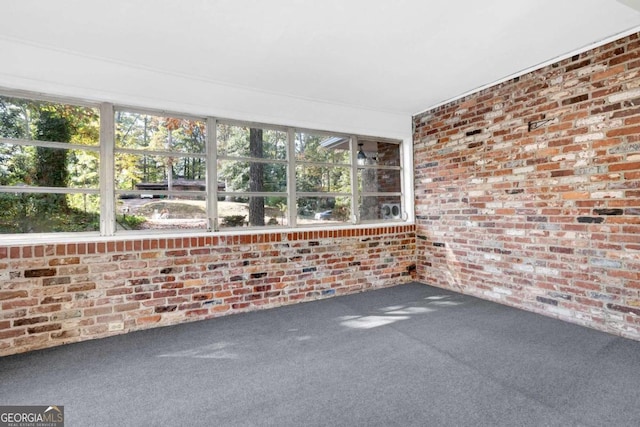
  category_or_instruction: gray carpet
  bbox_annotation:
[1,282,639,426]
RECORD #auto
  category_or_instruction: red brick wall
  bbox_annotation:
[0,226,416,356]
[413,32,640,340]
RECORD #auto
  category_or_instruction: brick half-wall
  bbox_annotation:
[413,32,640,340]
[0,225,416,356]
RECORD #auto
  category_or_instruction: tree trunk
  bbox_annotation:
[249,128,264,226]
[35,111,71,211]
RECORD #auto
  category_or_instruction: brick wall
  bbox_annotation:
[0,226,416,356]
[413,32,640,340]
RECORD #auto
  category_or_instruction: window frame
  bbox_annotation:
[111,107,210,233]
[0,90,102,235]
[293,129,355,227]
[355,137,405,223]
[0,88,408,239]
[215,120,290,230]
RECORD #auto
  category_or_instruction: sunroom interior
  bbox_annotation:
[3,1,640,425]
[2,0,640,357]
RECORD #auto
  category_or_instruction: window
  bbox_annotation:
[295,132,352,225]
[0,90,406,235]
[114,110,207,231]
[0,95,100,233]
[217,122,288,228]
[357,139,404,221]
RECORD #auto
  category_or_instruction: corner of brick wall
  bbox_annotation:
[413,32,640,340]
[0,226,416,356]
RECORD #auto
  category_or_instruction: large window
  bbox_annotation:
[114,110,207,231]
[217,122,288,229]
[357,139,403,221]
[0,90,406,235]
[0,95,100,233]
[295,132,352,225]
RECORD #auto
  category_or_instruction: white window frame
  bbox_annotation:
[0,88,408,239]
[356,137,405,223]
[0,90,102,237]
[112,106,209,235]
[293,129,355,227]
[215,120,289,230]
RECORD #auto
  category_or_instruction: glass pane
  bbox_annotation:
[297,196,351,225]
[295,165,351,193]
[219,160,287,193]
[0,97,27,139]
[115,153,206,192]
[0,143,34,185]
[0,144,98,189]
[0,96,99,146]
[217,124,287,160]
[358,140,400,166]
[295,132,350,164]
[359,196,403,221]
[218,196,286,228]
[0,96,101,234]
[357,168,401,193]
[115,111,205,154]
[0,193,100,233]
[116,194,207,231]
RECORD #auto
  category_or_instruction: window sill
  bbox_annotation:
[0,220,415,246]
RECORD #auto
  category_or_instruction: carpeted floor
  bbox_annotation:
[1,282,639,426]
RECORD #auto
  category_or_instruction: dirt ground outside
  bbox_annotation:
[118,198,345,229]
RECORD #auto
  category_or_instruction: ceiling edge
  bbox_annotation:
[617,0,640,12]
[412,25,640,118]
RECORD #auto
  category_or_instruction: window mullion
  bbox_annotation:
[100,102,115,236]
[400,139,410,221]
[207,117,218,231]
[0,137,100,152]
[287,127,296,228]
[350,136,359,224]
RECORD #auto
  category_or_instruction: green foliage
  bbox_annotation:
[0,193,99,233]
[1,98,33,186]
[295,133,351,195]
[0,95,100,233]
[0,97,28,139]
[34,111,71,210]
[67,194,100,214]
[218,124,287,197]
[0,145,34,186]
[115,112,206,191]
[266,196,286,210]
[34,110,71,143]
[217,124,290,226]
[68,151,99,190]
[116,214,147,230]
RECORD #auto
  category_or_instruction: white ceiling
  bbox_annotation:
[2,0,640,128]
